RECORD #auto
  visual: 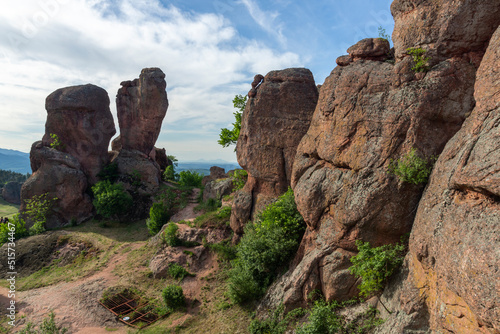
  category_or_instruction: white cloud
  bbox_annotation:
[0,0,301,161]
[239,0,287,47]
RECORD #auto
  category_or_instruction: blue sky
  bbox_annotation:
[0,0,393,163]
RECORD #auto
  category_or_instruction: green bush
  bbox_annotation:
[349,240,406,298]
[49,133,64,151]
[0,214,29,246]
[168,263,193,281]
[23,193,58,236]
[163,222,181,247]
[388,148,434,185]
[406,47,430,73]
[195,198,221,213]
[218,94,246,149]
[163,165,179,182]
[232,169,248,191]
[162,285,185,310]
[97,162,119,183]
[296,300,343,334]
[228,188,305,304]
[91,181,133,219]
[147,202,171,235]
[18,311,68,334]
[249,304,305,334]
[178,170,204,187]
[208,240,237,261]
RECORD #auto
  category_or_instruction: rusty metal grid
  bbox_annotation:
[99,292,160,329]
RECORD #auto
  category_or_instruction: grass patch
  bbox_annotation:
[0,197,19,219]
[64,219,150,243]
[192,205,231,229]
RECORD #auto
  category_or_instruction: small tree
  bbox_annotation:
[23,193,58,235]
[388,148,435,185]
[218,94,247,149]
[92,181,133,219]
[147,202,171,235]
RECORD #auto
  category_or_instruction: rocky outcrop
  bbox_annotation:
[21,142,94,228]
[2,181,22,205]
[230,68,318,237]
[202,166,227,187]
[398,25,500,334]
[150,147,171,173]
[267,0,498,311]
[42,84,116,184]
[203,179,234,202]
[116,68,168,155]
[112,149,162,195]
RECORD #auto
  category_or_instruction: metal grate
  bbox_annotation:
[99,291,161,329]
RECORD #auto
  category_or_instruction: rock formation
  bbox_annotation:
[202,166,227,187]
[111,68,169,195]
[230,68,318,238]
[264,0,500,313]
[2,181,22,205]
[42,84,116,184]
[392,24,499,334]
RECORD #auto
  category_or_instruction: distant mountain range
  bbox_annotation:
[0,149,31,174]
[0,148,240,176]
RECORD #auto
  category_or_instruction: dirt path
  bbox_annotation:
[3,187,206,333]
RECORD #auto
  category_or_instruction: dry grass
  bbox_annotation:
[0,197,19,219]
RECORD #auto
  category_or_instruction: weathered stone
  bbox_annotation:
[336,55,353,66]
[111,149,161,195]
[150,147,171,173]
[391,0,500,62]
[404,25,500,334]
[347,38,390,60]
[20,143,93,228]
[230,68,318,237]
[2,181,22,205]
[203,178,234,202]
[116,68,168,155]
[42,84,116,183]
[201,166,227,187]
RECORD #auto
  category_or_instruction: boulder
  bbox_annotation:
[42,84,116,184]
[203,178,234,202]
[391,0,500,63]
[150,147,171,173]
[401,25,500,333]
[201,166,227,187]
[347,38,391,61]
[272,6,482,308]
[116,68,168,155]
[2,181,22,205]
[230,68,318,237]
[20,142,94,228]
[111,149,161,195]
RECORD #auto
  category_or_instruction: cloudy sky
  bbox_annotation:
[0,0,393,163]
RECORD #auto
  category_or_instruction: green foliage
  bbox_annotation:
[388,148,434,185]
[162,222,181,247]
[168,263,193,281]
[296,300,383,334]
[178,170,204,187]
[91,181,133,219]
[167,155,178,167]
[23,193,58,235]
[228,188,305,304]
[129,170,142,188]
[97,162,119,183]
[208,240,237,261]
[147,202,171,235]
[163,165,179,182]
[195,198,222,213]
[377,26,391,43]
[249,304,305,334]
[232,169,248,191]
[162,285,185,310]
[18,311,68,334]
[49,133,64,151]
[0,214,28,245]
[0,169,30,188]
[349,240,406,298]
[218,94,247,149]
[406,47,430,73]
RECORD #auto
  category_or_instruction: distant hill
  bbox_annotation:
[0,149,31,174]
[177,160,241,175]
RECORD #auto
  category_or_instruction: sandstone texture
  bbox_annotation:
[116,68,168,155]
[402,25,500,334]
[347,38,391,61]
[21,142,94,228]
[42,84,116,184]
[111,149,161,195]
[201,166,227,187]
[2,181,22,205]
[230,68,318,237]
[203,178,234,202]
[391,0,500,63]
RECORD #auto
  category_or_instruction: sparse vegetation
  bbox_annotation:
[406,47,430,73]
[49,133,64,151]
[218,94,246,149]
[92,181,133,220]
[388,148,435,185]
[168,263,194,281]
[232,169,248,191]
[162,285,185,310]
[18,311,68,334]
[377,26,391,43]
[249,304,305,334]
[228,188,305,304]
[23,193,58,235]
[349,239,406,298]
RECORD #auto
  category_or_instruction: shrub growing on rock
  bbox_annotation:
[147,202,171,235]
[388,148,434,185]
[228,188,305,304]
[91,181,133,219]
[406,47,430,73]
[232,169,248,191]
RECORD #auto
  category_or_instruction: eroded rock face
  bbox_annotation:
[2,181,22,205]
[20,142,94,228]
[201,166,227,187]
[391,0,500,63]
[42,84,116,184]
[402,25,500,334]
[111,149,161,195]
[273,4,485,308]
[116,68,168,155]
[230,68,318,237]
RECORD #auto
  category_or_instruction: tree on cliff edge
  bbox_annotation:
[218,94,246,150]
